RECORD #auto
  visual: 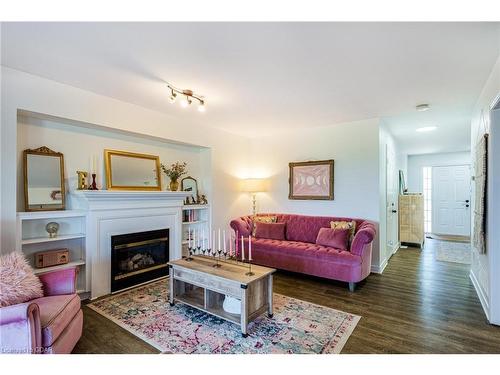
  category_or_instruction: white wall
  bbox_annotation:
[470,55,500,325]
[16,115,208,211]
[1,66,251,254]
[248,119,384,271]
[406,151,471,193]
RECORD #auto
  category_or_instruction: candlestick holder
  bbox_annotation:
[212,249,222,268]
[245,261,254,276]
[88,173,98,190]
[185,244,195,261]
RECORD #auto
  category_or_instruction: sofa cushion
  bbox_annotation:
[32,294,81,347]
[250,238,361,266]
[255,222,286,240]
[252,215,277,235]
[316,227,350,251]
[330,220,357,242]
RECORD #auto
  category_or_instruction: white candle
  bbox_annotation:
[218,228,221,250]
[193,228,196,250]
[223,230,227,252]
[241,234,245,260]
[249,235,252,261]
[93,155,97,174]
[212,230,216,254]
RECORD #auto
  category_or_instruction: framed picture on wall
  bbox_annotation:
[288,159,334,200]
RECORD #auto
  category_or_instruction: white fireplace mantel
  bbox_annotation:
[71,190,191,299]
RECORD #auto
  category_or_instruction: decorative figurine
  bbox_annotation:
[88,173,98,190]
[200,194,208,205]
[76,171,88,190]
[45,222,60,238]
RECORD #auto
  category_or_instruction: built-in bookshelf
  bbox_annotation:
[16,210,89,294]
[182,204,210,257]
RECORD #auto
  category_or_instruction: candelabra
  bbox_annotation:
[185,243,195,261]
[212,248,221,268]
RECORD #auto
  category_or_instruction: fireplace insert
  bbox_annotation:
[111,228,169,293]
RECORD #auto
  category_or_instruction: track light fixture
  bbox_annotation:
[167,83,206,112]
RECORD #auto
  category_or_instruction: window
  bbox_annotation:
[423,167,432,233]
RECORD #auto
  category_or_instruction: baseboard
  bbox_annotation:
[371,258,388,274]
[392,242,401,255]
[469,270,490,321]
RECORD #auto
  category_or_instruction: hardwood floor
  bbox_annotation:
[73,239,500,354]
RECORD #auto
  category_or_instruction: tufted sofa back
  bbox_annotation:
[238,213,368,244]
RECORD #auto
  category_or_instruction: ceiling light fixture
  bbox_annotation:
[416,126,437,132]
[416,104,430,112]
[167,83,205,112]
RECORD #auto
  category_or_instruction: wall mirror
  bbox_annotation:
[104,149,161,191]
[24,146,66,211]
[181,176,198,201]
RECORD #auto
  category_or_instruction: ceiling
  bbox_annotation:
[1,22,499,153]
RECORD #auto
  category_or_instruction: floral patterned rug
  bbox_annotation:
[88,279,360,354]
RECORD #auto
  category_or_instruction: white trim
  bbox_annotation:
[371,257,388,274]
[469,270,490,321]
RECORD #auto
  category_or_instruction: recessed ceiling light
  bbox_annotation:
[416,126,437,132]
[416,104,430,112]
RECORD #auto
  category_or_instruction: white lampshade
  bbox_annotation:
[241,178,268,193]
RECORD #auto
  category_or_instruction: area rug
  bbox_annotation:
[435,240,471,264]
[87,279,360,354]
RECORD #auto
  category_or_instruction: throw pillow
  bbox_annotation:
[316,227,351,251]
[255,222,286,240]
[252,215,277,235]
[0,251,44,307]
[330,220,357,242]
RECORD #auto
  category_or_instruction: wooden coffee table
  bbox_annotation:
[168,256,275,337]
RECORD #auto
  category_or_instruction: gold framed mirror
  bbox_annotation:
[104,149,161,191]
[23,146,66,211]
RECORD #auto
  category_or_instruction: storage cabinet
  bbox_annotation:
[399,194,424,247]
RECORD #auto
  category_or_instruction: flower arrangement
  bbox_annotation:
[160,162,187,191]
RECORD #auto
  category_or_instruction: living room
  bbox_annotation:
[1,1,500,373]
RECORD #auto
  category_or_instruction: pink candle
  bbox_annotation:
[241,234,245,261]
[249,235,252,261]
[229,232,233,256]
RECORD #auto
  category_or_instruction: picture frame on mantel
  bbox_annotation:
[288,159,334,200]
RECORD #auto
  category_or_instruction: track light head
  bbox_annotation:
[169,90,177,104]
[198,100,206,112]
[180,95,192,108]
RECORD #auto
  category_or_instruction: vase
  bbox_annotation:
[169,180,179,191]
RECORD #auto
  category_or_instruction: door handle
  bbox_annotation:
[465,200,470,203]
[392,210,397,213]
[466,204,469,208]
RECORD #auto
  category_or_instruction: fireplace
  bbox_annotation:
[111,228,169,293]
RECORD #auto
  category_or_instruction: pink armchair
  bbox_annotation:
[0,267,83,354]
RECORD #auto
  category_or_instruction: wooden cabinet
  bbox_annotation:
[399,194,424,247]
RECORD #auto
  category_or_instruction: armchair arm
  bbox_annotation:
[37,267,78,296]
[0,302,41,354]
[351,222,376,256]
[230,216,253,237]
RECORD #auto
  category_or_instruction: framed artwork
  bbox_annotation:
[288,159,334,200]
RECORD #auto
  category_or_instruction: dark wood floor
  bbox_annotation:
[73,239,500,354]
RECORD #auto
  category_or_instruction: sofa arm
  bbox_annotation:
[230,217,252,237]
[37,267,78,296]
[0,302,42,354]
[351,222,376,256]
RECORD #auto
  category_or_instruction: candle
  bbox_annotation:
[223,230,227,253]
[93,155,97,174]
[229,232,233,256]
[218,228,221,250]
[212,230,216,254]
[249,235,252,261]
[193,229,196,250]
[241,234,245,261]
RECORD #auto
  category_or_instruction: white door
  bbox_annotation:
[432,165,471,236]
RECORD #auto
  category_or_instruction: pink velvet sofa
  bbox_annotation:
[0,267,83,354]
[230,213,376,291]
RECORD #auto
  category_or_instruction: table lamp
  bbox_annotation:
[241,178,268,216]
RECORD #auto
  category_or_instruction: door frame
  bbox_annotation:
[430,163,471,237]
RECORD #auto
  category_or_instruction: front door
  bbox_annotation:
[432,165,471,236]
